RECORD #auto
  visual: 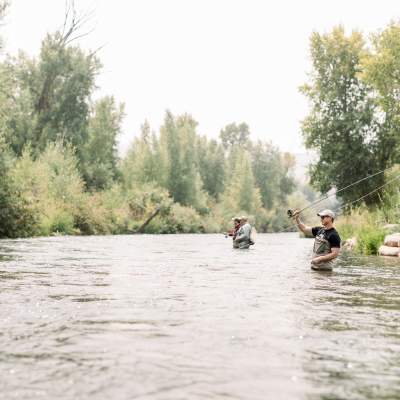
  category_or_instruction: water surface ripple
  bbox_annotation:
[1,233,399,399]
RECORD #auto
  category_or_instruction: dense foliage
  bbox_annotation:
[301,25,400,254]
[3,5,399,240]
[121,113,297,233]
[0,6,297,237]
[301,25,400,206]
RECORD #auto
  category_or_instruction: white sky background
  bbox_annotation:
[2,0,400,155]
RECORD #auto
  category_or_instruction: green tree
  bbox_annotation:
[124,112,208,212]
[220,122,251,149]
[82,96,124,190]
[196,136,225,199]
[1,4,101,169]
[175,114,201,207]
[10,141,86,235]
[0,1,38,238]
[0,139,38,238]
[221,147,262,215]
[122,120,166,188]
[361,23,400,165]
[160,112,207,210]
[251,141,295,209]
[301,27,382,205]
[278,152,296,203]
[161,111,185,203]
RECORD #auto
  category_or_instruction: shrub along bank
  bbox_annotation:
[337,208,398,256]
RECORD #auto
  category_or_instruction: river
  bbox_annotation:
[1,233,399,400]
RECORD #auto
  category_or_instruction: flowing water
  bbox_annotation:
[1,233,400,400]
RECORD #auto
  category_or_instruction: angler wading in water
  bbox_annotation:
[284,167,400,268]
[292,209,341,271]
[233,216,255,249]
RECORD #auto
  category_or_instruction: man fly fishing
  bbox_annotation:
[292,209,341,271]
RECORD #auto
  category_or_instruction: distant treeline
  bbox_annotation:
[0,2,302,237]
[3,2,399,240]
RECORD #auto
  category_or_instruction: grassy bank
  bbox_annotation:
[336,209,391,255]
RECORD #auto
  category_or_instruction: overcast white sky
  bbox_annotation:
[2,0,400,154]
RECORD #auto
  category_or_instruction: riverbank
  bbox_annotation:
[337,209,400,256]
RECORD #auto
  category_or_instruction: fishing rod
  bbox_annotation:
[280,172,400,233]
[334,173,400,216]
[286,165,395,218]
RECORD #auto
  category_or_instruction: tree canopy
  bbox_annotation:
[300,26,400,206]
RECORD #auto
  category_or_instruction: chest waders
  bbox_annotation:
[312,233,333,271]
[238,241,250,249]
[233,226,251,249]
[233,236,250,249]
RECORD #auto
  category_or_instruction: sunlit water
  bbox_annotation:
[1,233,400,400]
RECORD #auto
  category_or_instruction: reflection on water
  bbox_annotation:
[0,234,399,400]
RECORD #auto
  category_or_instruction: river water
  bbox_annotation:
[0,233,399,400]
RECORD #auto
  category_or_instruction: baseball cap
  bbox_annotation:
[317,209,335,218]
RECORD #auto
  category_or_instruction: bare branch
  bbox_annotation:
[35,0,98,114]
[58,0,96,47]
[61,0,72,38]
[64,26,96,46]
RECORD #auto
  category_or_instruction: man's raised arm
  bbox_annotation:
[292,210,312,236]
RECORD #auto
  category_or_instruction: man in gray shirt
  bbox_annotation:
[233,216,253,249]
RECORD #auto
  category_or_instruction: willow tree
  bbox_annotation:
[301,26,382,205]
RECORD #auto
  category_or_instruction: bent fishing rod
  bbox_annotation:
[286,165,396,218]
[333,173,400,217]
[279,169,400,233]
